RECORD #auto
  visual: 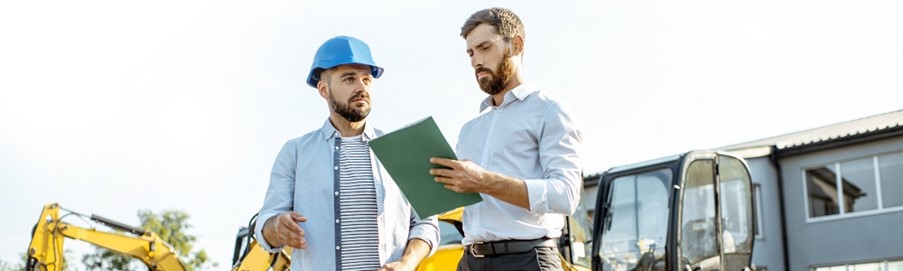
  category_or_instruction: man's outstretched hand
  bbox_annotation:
[264,212,308,249]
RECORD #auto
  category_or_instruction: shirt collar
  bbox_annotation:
[479,81,539,112]
[318,119,376,141]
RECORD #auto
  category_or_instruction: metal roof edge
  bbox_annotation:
[776,124,903,157]
[719,145,774,159]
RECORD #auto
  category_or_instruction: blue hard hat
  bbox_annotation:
[306,35,384,88]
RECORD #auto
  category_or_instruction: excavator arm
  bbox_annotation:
[27,203,187,271]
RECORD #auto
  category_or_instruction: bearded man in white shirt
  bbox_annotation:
[429,7,584,271]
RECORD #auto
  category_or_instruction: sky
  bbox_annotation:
[1,0,901,268]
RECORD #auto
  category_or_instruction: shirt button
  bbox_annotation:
[336,246,341,250]
[334,191,339,196]
[335,219,340,223]
[335,146,339,150]
[334,166,338,170]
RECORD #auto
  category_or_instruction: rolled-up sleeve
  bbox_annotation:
[526,102,583,215]
[407,209,440,256]
[254,141,298,253]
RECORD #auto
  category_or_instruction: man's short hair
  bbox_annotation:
[460,7,525,41]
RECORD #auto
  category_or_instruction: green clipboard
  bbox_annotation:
[368,116,482,217]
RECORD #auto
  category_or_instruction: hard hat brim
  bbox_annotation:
[306,64,383,88]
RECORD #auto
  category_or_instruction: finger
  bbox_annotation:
[278,224,303,241]
[280,231,294,243]
[290,212,308,223]
[430,157,456,167]
[280,227,306,247]
[435,176,451,184]
[280,215,304,230]
[430,168,455,177]
[435,176,457,185]
[279,217,305,238]
[286,236,307,249]
[443,183,461,193]
[279,232,298,247]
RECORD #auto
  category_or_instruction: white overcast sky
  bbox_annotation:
[1,0,901,268]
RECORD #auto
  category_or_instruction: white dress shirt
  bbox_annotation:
[456,82,584,244]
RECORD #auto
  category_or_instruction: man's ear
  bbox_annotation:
[511,34,525,56]
[317,80,329,99]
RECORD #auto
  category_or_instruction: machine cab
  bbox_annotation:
[590,151,755,271]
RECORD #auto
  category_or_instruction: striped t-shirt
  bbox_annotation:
[336,135,380,270]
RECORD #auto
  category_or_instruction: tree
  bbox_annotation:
[81,210,216,271]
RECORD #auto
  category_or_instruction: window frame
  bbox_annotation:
[802,151,903,223]
[810,258,903,271]
[753,183,765,239]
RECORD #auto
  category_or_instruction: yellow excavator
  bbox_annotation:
[230,214,291,271]
[26,203,187,271]
[230,210,466,271]
[231,207,588,271]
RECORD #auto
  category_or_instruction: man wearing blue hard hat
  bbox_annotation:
[255,35,439,271]
[429,7,584,271]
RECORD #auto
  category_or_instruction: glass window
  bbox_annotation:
[840,158,878,213]
[598,168,671,271]
[754,184,764,239]
[814,260,903,271]
[888,260,903,271]
[805,151,903,220]
[567,187,594,267]
[681,160,720,270]
[719,156,755,271]
[880,152,903,208]
[813,266,847,271]
[806,166,841,218]
[438,220,462,246]
[719,157,753,254]
[850,262,881,271]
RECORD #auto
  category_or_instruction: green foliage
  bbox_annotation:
[137,210,215,271]
[0,258,23,271]
[82,248,133,270]
[81,210,216,271]
[1,253,26,271]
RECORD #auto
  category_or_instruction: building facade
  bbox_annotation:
[583,109,903,271]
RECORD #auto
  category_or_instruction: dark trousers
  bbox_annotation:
[457,246,563,271]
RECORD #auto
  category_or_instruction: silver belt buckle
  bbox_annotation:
[469,242,485,258]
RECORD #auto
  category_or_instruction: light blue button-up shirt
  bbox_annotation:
[456,82,583,245]
[255,120,439,270]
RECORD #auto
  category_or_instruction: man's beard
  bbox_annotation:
[476,49,516,95]
[329,88,370,122]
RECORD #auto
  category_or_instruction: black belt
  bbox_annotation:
[466,238,558,258]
